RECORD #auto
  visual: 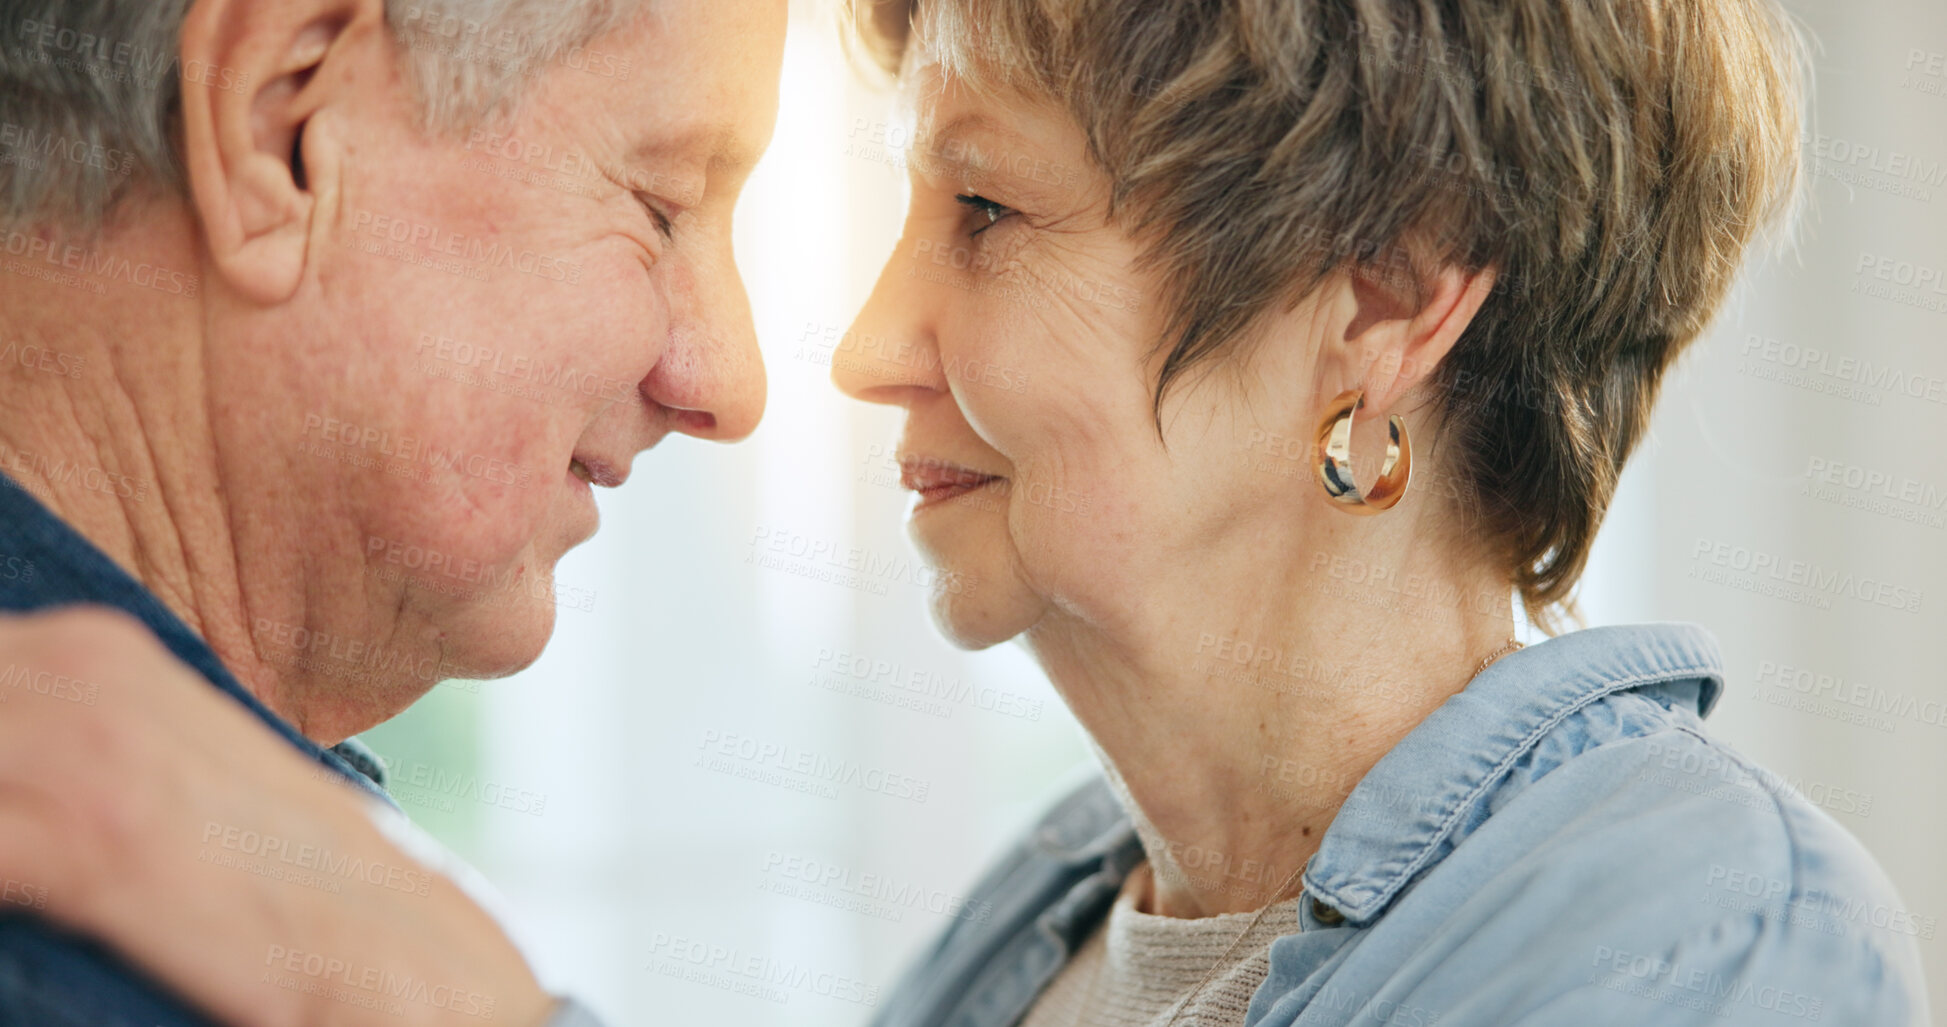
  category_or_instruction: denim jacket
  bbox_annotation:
[868,623,1931,1026]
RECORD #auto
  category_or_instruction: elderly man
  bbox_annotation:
[0,0,782,1024]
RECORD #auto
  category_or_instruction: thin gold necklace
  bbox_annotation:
[1475,638,1524,676]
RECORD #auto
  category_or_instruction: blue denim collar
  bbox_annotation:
[1301,622,1723,924]
[0,471,393,805]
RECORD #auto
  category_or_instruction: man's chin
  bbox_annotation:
[442,595,559,682]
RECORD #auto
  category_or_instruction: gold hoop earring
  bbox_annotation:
[1313,389,1411,514]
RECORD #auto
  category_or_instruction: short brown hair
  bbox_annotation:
[849,0,1806,630]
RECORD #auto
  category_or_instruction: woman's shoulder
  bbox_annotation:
[1289,717,1931,1026]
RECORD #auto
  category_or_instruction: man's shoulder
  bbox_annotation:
[0,917,218,1026]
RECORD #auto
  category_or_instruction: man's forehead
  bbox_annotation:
[606,4,781,178]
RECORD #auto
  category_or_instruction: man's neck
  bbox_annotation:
[0,208,296,732]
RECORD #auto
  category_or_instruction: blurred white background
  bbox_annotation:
[364,1,1947,1022]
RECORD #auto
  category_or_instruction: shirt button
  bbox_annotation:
[1310,897,1345,925]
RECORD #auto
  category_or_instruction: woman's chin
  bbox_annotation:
[927,574,1036,651]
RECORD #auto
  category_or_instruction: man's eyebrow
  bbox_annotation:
[625,121,765,192]
[707,126,766,176]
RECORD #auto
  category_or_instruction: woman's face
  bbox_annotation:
[834,60,1343,650]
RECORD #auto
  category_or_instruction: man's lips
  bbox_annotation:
[900,458,1002,508]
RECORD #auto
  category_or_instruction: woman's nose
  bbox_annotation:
[831,232,949,407]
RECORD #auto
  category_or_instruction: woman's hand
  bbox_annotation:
[0,606,557,1027]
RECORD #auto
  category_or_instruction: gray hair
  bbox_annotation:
[0,0,643,229]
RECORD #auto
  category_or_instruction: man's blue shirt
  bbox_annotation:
[0,471,392,1026]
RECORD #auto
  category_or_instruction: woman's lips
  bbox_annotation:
[900,459,1002,511]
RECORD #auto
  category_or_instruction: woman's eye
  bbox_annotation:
[634,194,676,241]
[955,193,1014,237]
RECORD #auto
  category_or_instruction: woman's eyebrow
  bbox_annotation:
[914,114,1076,197]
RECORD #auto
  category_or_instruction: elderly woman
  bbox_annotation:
[821,1,1926,1024]
[0,0,1928,1025]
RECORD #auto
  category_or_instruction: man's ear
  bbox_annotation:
[178,0,380,305]
[1334,256,1498,418]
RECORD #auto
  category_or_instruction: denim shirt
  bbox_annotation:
[869,623,1931,1026]
[0,473,393,1026]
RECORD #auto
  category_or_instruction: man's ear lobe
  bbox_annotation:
[178,0,375,305]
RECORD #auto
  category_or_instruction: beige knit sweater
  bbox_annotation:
[1019,864,1304,1027]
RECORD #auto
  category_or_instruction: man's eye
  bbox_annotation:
[955,193,1014,237]
[634,194,675,240]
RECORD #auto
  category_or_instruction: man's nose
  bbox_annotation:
[831,230,947,407]
[645,241,767,441]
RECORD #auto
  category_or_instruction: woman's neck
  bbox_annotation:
[1025,519,1517,919]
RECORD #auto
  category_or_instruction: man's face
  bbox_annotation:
[205,1,783,722]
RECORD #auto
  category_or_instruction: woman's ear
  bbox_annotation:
[177,0,381,305]
[1335,257,1499,417]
